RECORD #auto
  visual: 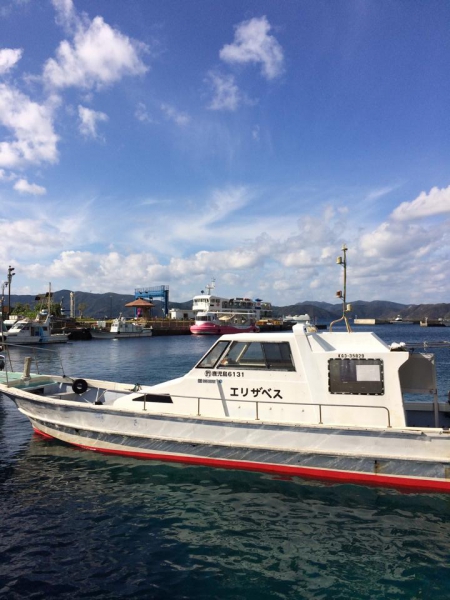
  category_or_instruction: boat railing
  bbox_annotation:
[0,341,67,384]
[403,341,450,351]
[189,396,392,428]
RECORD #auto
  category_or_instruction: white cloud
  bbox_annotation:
[52,0,76,30]
[0,48,23,74]
[278,249,313,268]
[206,71,241,111]
[364,184,399,202]
[0,83,59,168]
[26,249,160,291]
[0,198,98,266]
[78,105,108,138]
[359,221,433,259]
[391,185,450,221]
[0,168,16,181]
[4,180,450,304]
[14,178,47,195]
[44,13,148,90]
[160,103,190,126]
[135,102,154,123]
[0,218,66,260]
[219,16,284,80]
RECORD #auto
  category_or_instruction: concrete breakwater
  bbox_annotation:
[354,318,448,326]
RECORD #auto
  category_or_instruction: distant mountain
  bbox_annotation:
[348,300,408,319]
[271,303,340,320]
[3,291,450,321]
[270,299,450,321]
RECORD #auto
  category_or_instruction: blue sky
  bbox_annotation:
[0,0,449,306]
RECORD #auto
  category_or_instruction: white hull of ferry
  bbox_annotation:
[190,322,259,335]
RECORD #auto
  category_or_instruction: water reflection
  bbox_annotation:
[3,335,215,385]
[1,428,450,599]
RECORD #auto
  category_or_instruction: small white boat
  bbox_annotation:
[390,315,412,324]
[91,315,153,339]
[283,314,311,324]
[2,247,450,492]
[3,312,68,344]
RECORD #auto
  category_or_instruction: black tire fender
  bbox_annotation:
[72,378,88,395]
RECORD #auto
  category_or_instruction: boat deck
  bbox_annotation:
[0,371,59,390]
[0,371,28,384]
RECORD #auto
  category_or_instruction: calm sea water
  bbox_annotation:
[1,325,450,599]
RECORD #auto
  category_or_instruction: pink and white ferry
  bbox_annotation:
[190,282,269,335]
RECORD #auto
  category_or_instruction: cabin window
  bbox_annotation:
[197,341,295,371]
[197,341,229,368]
[328,358,384,395]
[219,341,295,371]
[132,394,173,404]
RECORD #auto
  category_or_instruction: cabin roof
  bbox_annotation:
[220,325,391,354]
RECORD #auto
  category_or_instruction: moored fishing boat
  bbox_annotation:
[1,247,450,492]
[91,315,153,339]
[3,312,68,344]
[2,283,69,344]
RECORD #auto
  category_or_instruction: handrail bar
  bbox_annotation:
[192,396,391,428]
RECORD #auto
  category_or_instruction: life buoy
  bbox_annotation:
[72,378,88,395]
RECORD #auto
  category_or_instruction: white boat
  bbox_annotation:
[3,312,68,344]
[2,247,450,493]
[283,314,311,324]
[91,315,153,339]
[190,282,268,335]
[3,315,20,330]
[2,322,450,492]
[390,315,412,324]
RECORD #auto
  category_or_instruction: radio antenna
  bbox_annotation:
[329,245,352,332]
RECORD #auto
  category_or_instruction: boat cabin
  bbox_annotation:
[149,324,448,430]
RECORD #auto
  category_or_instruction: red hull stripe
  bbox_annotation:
[32,427,450,493]
[33,427,55,440]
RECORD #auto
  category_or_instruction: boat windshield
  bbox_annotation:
[197,341,295,371]
[196,341,229,368]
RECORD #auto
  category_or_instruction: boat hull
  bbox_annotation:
[190,323,259,335]
[8,392,450,493]
[4,335,69,344]
[90,331,153,339]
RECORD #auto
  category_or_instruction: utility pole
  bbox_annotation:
[7,265,15,316]
[1,281,7,332]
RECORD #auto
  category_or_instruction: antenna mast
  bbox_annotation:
[205,279,216,295]
[329,245,352,332]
